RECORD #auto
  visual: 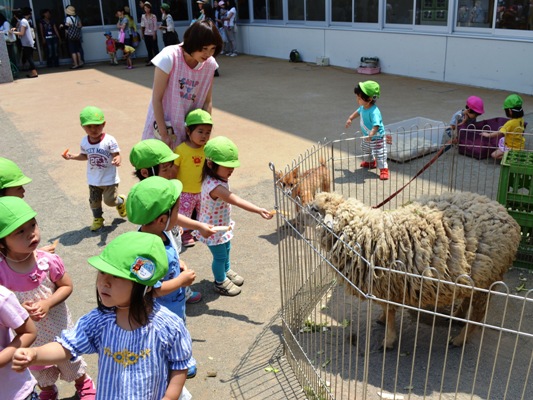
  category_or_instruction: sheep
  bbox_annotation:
[308,191,521,348]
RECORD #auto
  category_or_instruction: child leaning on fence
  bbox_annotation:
[345,80,389,180]
[12,231,194,400]
[482,94,526,160]
[447,95,485,138]
[194,136,273,297]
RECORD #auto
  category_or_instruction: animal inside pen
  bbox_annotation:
[274,132,533,399]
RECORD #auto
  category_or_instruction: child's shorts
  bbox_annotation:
[498,137,510,153]
[30,356,87,387]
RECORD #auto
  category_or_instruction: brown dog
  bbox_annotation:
[276,158,332,206]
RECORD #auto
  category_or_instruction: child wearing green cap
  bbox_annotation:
[345,80,389,180]
[62,106,127,231]
[174,109,213,247]
[482,94,526,160]
[12,231,194,400]
[126,176,200,378]
[0,197,96,400]
[129,139,217,305]
[0,157,32,198]
[196,136,273,296]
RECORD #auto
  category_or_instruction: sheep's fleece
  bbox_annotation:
[311,191,521,347]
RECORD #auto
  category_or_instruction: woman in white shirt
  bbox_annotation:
[11,7,38,78]
[220,0,237,56]
[141,1,160,66]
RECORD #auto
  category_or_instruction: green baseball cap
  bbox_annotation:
[186,109,213,127]
[80,106,106,126]
[0,157,32,190]
[130,139,179,170]
[0,197,37,239]
[359,80,380,99]
[503,94,523,110]
[88,231,168,286]
[161,2,170,11]
[204,136,240,168]
[126,176,183,225]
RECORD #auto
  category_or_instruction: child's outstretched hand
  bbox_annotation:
[61,149,71,160]
[198,223,217,238]
[111,154,121,166]
[12,348,36,372]
[345,119,352,129]
[258,208,274,220]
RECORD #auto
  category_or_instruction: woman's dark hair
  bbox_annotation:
[97,282,155,328]
[505,107,524,119]
[354,84,373,103]
[40,9,51,18]
[115,42,125,50]
[182,19,223,57]
[133,164,160,180]
[203,3,215,20]
[201,158,221,182]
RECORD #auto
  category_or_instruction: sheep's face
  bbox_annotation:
[301,192,346,228]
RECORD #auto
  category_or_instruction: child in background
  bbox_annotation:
[0,197,95,400]
[174,109,213,247]
[0,157,32,198]
[103,31,118,65]
[62,106,127,231]
[129,139,217,304]
[12,232,194,400]
[0,284,38,400]
[195,136,273,296]
[447,95,485,137]
[115,42,135,69]
[126,177,198,378]
[345,80,389,180]
[483,94,526,160]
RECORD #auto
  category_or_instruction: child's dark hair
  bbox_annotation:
[115,42,124,50]
[354,85,373,103]
[133,165,161,180]
[505,107,524,119]
[97,282,154,328]
[202,159,221,181]
[182,19,223,58]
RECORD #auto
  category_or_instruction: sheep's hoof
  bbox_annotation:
[376,319,386,326]
[448,336,465,348]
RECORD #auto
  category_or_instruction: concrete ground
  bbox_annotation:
[1,55,532,399]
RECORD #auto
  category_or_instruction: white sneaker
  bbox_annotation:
[230,52,238,57]
[220,51,226,55]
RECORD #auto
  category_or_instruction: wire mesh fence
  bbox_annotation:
[272,122,533,399]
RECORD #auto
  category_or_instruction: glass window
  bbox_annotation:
[386,0,414,23]
[496,0,531,30]
[253,0,267,19]
[307,0,325,21]
[416,0,448,26]
[237,0,250,20]
[355,0,379,22]
[170,0,190,22]
[70,0,129,27]
[332,0,352,22]
[456,0,492,27]
[269,0,283,19]
[288,0,305,20]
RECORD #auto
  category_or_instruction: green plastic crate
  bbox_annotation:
[497,150,533,212]
[507,209,533,270]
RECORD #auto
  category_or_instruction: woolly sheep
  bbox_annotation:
[309,191,521,348]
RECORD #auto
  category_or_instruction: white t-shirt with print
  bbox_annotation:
[80,133,120,186]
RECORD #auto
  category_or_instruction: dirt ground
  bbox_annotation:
[1,55,532,399]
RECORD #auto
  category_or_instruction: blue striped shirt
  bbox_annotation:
[58,304,194,399]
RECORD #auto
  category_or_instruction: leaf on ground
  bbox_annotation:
[264,365,280,373]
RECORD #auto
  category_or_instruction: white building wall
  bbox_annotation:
[237,25,533,95]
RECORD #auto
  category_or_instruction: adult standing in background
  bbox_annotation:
[0,12,17,65]
[140,1,159,66]
[62,5,83,69]
[141,20,223,148]
[221,0,237,56]
[116,8,132,46]
[196,0,207,22]
[11,7,38,78]
[39,9,61,68]
[159,3,179,46]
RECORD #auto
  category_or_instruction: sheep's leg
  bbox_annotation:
[380,304,397,349]
[450,291,488,347]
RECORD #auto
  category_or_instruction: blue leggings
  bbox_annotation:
[208,241,231,283]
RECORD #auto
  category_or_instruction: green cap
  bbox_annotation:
[204,136,240,168]
[88,231,168,286]
[359,80,380,99]
[503,94,523,110]
[130,139,179,170]
[126,176,183,225]
[80,106,106,126]
[186,109,213,127]
[0,157,32,190]
[161,2,170,11]
[0,197,37,239]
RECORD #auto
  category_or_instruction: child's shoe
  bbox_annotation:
[116,195,127,217]
[379,168,389,180]
[226,269,244,286]
[127,66,133,69]
[39,386,58,400]
[214,278,241,296]
[185,287,202,304]
[75,376,96,399]
[187,364,197,379]
[181,231,195,248]
[360,160,377,169]
[90,217,105,231]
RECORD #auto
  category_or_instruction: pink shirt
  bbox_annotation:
[0,285,37,399]
[195,176,235,246]
[142,45,217,148]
